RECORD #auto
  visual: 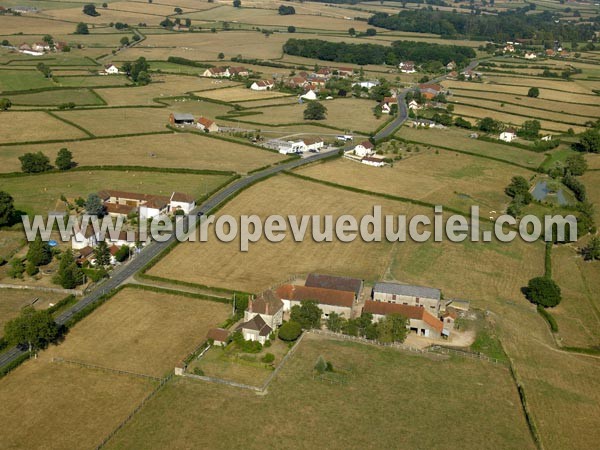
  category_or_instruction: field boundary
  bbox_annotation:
[0,283,83,296]
[52,357,162,381]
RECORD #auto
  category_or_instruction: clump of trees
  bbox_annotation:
[53,250,84,289]
[83,4,100,16]
[477,116,502,133]
[4,307,59,356]
[517,120,541,140]
[0,191,15,227]
[505,176,532,218]
[581,236,600,261]
[0,98,11,111]
[304,101,327,120]
[75,22,89,35]
[121,57,151,85]
[573,129,600,154]
[326,311,408,343]
[278,4,295,15]
[19,152,52,173]
[525,276,561,308]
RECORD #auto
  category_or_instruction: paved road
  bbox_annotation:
[0,150,340,370]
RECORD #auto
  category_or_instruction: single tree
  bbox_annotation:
[55,147,74,170]
[0,191,15,226]
[287,25,296,33]
[574,129,600,153]
[185,18,191,27]
[4,307,58,355]
[7,258,25,279]
[290,301,322,329]
[348,27,356,36]
[505,176,532,203]
[75,22,90,35]
[565,153,588,176]
[581,236,600,261]
[218,52,225,59]
[525,277,562,307]
[83,4,99,16]
[94,241,111,266]
[120,36,130,46]
[53,250,84,289]
[314,355,327,374]
[303,101,327,120]
[278,320,302,341]
[326,312,344,332]
[233,0,241,7]
[376,313,408,343]
[174,7,183,13]
[0,98,11,111]
[85,193,104,217]
[19,152,52,173]
[27,235,52,267]
[527,87,540,98]
[114,245,130,262]
[365,28,377,36]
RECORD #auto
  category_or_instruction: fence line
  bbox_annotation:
[95,373,173,449]
[182,372,262,392]
[0,283,83,296]
[260,331,305,391]
[52,357,162,381]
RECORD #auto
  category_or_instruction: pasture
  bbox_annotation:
[1,170,230,216]
[0,132,284,173]
[0,357,155,450]
[53,107,170,135]
[8,88,104,106]
[0,111,87,144]
[0,69,55,92]
[0,288,64,332]
[44,287,230,377]
[580,170,600,225]
[196,86,292,102]
[106,336,535,450]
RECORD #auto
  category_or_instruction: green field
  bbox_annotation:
[8,88,104,106]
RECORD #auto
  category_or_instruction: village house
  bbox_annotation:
[461,69,481,80]
[447,70,458,80]
[362,300,444,338]
[197,116,219,133]
[372,282,442,316]
[305,273,363,300]
[352,80,379,90]
[105,230,138,248]
[300,89,318,101]
[202,67,230,78]
[314,67,332,79]
[303,137,324,152]
[408,99,421,111]
[441,310,457,336]
[31,42,50,52]
[545,49,556,57]
[169,191,196,214]
[541,135,552,141]
[418,83,443,101]
[504,44,515,53]
[499,128,517,142]
[399,61,416,73]
[169,113,195,126]
[353,140,375,157]
[361,156,385,167]
[279,140,307,154]
[276,284,355,318]
[524,51,537,60]
[381,97,397,114]
[446,61,456,71]
[101,64,120,75]
[98,189,195,220]
[229,66,249,77]
[336,67,354,78]
[237,291,284,344]
[54,41,67,52]
[287,76,307,89]
[412,118,435,128]
[207,328,230,346]
[71,224,101,250]
[250,80,274,91]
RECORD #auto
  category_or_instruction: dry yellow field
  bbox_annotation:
[296,151,531,214]
[0,111,87,144]
[0,358,154,450]
[484,76,595,94]
[396,127,547,169]
[580,170,600,224]
[43,5,166,26]
[584,154,600,170]
[0,289,64,332]
[197,86,292,102]
[54,107,170,135]
[0,132,284,173]
[95,74,240,106]
[0,15,77,34]
[240,98,385,132]
[45,287,230,377]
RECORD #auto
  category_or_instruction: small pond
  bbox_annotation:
[531,180,571,206]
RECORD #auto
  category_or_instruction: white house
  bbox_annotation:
[381,97,396,114]
[300,89,317,101]
[446,61,456,71]
[524,52,537,60]
[202,67,230,78]
[303,138,324,152]
[250,80,274,91]
[71,224,101,250]
[279,140,307,154]
[169,192,196,214]
[408,100,421,110]
[499,128,517,142]
[101,64,120,75]
[399,61,416,73]
[354,140,374,157]
[352,80,379,90]
[412,118,435,128]
[541,135,552,141]
[361,156,385,167]
[237,291,284,344]
[31,42,50,52]
[139,198,169,220]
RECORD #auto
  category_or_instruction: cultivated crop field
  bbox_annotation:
[44,287,230,377]
[0,132,285,173]
[2,170,230,216]
[0,358,155,450]
[106,336,535,449]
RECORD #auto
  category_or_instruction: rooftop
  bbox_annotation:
[276,284,354,308]
[363,300,443,333]
[305,273,362,296]
[373,282,441,300]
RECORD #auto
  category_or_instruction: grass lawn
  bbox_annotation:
[0,357,155,450]
[8,88,104,106]
[0,132,284,174]
[2,170,231,216]
[106,336,535,449]
[44,287,231,377]
[0,111,87,144]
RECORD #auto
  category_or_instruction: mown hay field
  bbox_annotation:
[0,111,87,144]
[0,132,284,173]
[43,5,167,26]
[484,76,595,94]
[54,75,131,87]
[44,287,230,377]
[196,86,292,102]
[396,127,547,169]
[0,15,77,34]
[2,170,230,216]
[0,358,155,450]
[53,107,170,135]
[0,69,55,92]
[0,230,24,261]
[0,288,64,332]
[449,88,600,118]
[106,336,535,450]
[8,88,104,106]
[238,98,385,132]
[584,154,600,170]
[295,150,529,214]
[95,74,239,106]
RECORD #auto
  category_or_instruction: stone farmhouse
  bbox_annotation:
[381,97,397,114]
[202,66,249,78]
[101,64,119,75]
[418,83,443,100]
[372,282,442,316]
[276,284,356,319]
[237,291,284,344]
[363,300,444,338]
[197,116,219,133]
[305,273,363,299]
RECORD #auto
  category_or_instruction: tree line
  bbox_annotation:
[283,38,475,66]
[367,9,598,42]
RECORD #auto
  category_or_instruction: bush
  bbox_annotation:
[193,367,204,376]
[537,305,558,332]
[525,277,561,307]
[261,352,275,363]
[278,320,302,341]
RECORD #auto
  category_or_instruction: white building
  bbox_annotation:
[250,80,274,91]
[524,52,537,60]
[353,140,374,157]
[408,100,421,110]
[237,292,284,344]
[352,80,379,89]
[300,89,317,101]
[71,225,100,250]
[101,64,120,75]
[279,140,307,154]
[499,128,517,142]
[304,138,324,152]
[361,156,385,167]
[169,192,196,214]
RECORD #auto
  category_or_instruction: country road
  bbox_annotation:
[0,61,479,371]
